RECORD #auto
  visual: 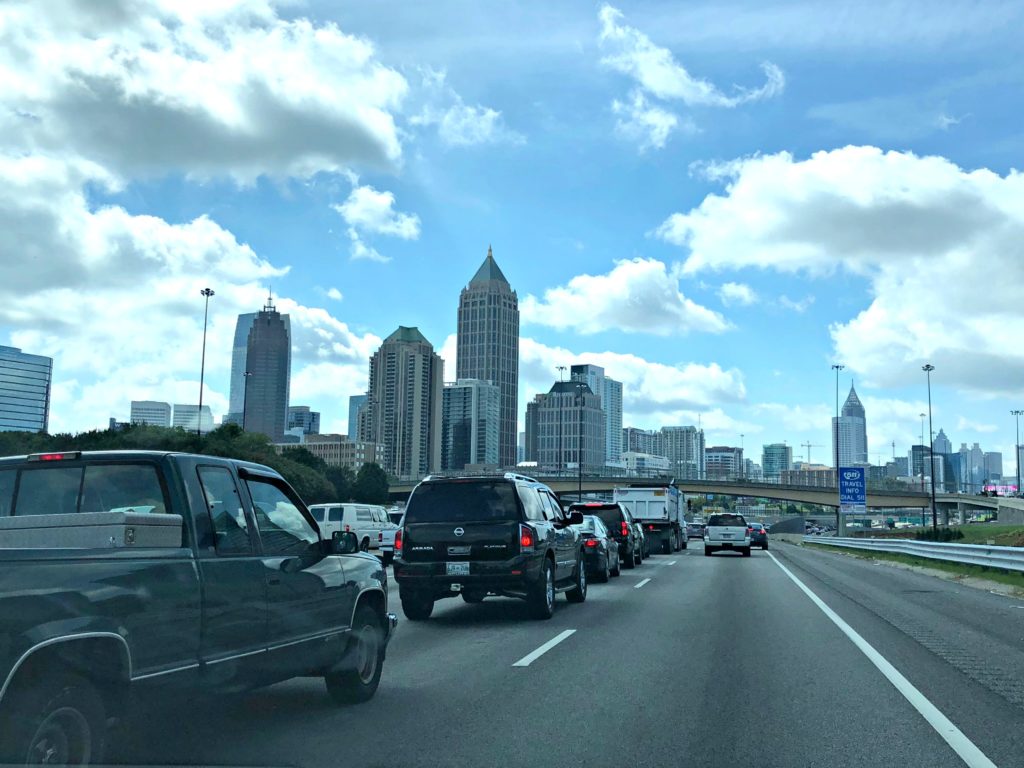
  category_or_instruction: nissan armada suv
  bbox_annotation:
[393,474,587,620]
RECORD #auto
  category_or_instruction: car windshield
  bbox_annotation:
[404,481,519,524]
[3,2,1018,766]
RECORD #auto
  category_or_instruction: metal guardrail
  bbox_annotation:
[806,536,1024,574]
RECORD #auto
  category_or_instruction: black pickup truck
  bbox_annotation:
[394,474,587,620]
[0,450,397,766]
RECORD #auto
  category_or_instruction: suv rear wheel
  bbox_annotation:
[325,605,383,704]
[528,559,556,619]
[401,592,435,621]
[566,556,587,603]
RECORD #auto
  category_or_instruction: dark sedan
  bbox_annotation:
[748,522,768,550]
[571,514,621,582]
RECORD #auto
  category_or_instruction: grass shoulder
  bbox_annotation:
[803,540,1024,595]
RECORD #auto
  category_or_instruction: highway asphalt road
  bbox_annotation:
[112,541,1024,767]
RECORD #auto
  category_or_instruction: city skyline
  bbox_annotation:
[2,2,1023,478]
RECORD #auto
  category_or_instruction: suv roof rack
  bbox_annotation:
[503,471,538,483]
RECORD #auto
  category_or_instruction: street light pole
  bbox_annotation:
[923,364,937,531]
[1012,410,1023,496]
[197,288,215,438]
[831,363,845,534]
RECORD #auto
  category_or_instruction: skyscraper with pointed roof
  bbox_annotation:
[832,382,868,467]
[457,246,520,468]
[365,326,443,479]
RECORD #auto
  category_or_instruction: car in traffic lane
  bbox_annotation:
[686,521,705,540]
[705,513,751,556]
[394,474,588,620]
[748,522,768,549]
[572,514,621,582]
[571,502,644,569]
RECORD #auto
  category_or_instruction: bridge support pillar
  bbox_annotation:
[957,503,966,525]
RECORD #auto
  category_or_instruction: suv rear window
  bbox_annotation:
[575,504,623,530]
[708,514,746,526]
[405,481,520,524]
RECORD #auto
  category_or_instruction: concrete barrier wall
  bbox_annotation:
[768,516,807,534]
[998,498,1024,524]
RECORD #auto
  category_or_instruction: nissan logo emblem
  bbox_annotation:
[454,527,465,537]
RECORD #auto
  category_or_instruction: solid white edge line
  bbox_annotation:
[767,552,997,768]
[634,578,652,589]
[512,629,576,668]
[667,560,678,565]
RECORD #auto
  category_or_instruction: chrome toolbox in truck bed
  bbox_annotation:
[0,510,183,548]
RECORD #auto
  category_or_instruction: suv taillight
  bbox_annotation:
[621,521,630,537]
[584,539,599,548]
[520,524,536,552]
[394,529,403,554]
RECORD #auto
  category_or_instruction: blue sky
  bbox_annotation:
[2,0,1023,473]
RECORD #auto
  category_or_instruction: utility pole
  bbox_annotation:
[923,364,937,531]
[1012,410,1023,496]
[831,363,845,534]
[197,287,215,438]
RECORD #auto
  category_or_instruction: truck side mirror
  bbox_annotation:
[331,530,359,555]
[566,510,584,526]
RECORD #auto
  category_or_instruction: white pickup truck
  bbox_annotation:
[704,513,751,557]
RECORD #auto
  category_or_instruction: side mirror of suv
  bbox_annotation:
[565,510,584,526]
[331,530,359,555]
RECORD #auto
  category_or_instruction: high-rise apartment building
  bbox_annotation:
[366,326,443,480]
[570,364,623,465]
[287,406,320,435]
[659,426,705,479]
[0,345,52,433]
[225,312,258,425]
[932,428,952,456]
[348,394,367,439]
[762,443,793,482]
[172,404,213,433]
[242,296,291,442]
[524,382,606,473]
[130,400,171,427]
[623,427,659,455]
[832,383,868,466]
[984,452,1003,481]
[705,446,743,480]
[441,378,501,471]
[456,247,519,468]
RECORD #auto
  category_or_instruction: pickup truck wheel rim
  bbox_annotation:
[545,567,554,612]
[354,622,380,685]
[29,707,90,765]
[579,560,586,594]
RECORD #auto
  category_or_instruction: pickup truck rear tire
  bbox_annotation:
[461,591,485,603]
[610,553,621,577]
[0,672,107,767]
[622,546,636,569]
[401,593,435,621]
[567,556,588,603]
[704,546,714,556]
[742,547,751,557]
[528,560,556,619]
[324,605,384,705]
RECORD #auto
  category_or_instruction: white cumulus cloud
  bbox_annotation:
[334,183,421,263]
[655,146,1024,395]
[597,3,784,151]
[0,0,409,182]
[521,258,730,336]
[718,282,758,307]
[410,69,524,147]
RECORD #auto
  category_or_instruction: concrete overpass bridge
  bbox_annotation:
[388,474,961,509]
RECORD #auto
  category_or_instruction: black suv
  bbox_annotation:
[393,474,587,620]
[569,502,643,569]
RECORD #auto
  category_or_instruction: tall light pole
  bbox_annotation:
[197,288,215,438]
[831,363,845,534]
[923,364,937,531]
[241,371,254,431]
[1012,409,1023,496]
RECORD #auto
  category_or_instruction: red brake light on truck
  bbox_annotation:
[394,529,402,553]
[621,521,629,537]
[27,451,81,462]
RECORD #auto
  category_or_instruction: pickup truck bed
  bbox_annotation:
[0,450,397,766]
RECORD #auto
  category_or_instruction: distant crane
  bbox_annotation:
[802,441,824,465]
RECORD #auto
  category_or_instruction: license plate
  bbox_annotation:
[722,534,733,538]
[446,562,470,576]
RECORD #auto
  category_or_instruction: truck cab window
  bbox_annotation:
[0,469,14,516]
[13,467,83,516]
[198,466,251,555]
[80,464,167,515]
[246,477,318,555]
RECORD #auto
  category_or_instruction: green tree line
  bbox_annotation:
[0,423,390,505]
